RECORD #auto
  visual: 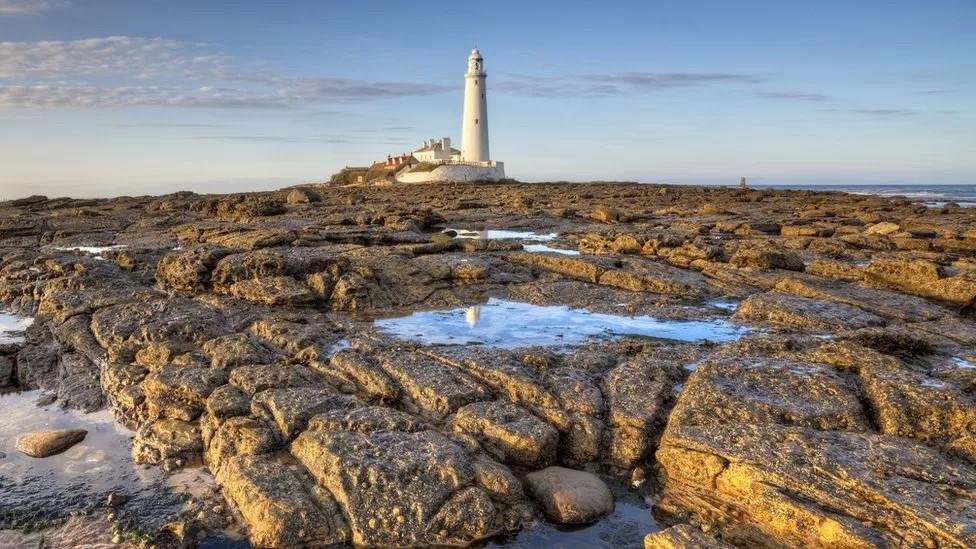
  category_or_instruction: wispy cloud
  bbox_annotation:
[755,91,830,101]
[113,122,223,128]
[198,134,411,146]
[495,71,760,98]
[0,36,452,109]
[0,36,231,79]
[0,0,65,15]
[848,108,917,116]
[582,71,760,88]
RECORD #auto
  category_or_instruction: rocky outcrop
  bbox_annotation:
[4,182,976,547]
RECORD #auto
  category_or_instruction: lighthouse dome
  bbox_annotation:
[469,48,482,58]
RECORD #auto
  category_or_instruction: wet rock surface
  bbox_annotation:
[16,428,88,457]
[2,182,976,547]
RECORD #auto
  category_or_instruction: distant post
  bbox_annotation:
[739,177,747,189]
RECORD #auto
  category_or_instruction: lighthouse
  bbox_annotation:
[395,48,505,183]
[461,48,490,162]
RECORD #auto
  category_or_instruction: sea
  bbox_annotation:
[741,184,976,208]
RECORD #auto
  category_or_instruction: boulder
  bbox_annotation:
[864,221,900,235]
[590,206,620,223]
[524,466,614,524]
[285,188,322,204]
[16,429,87,458]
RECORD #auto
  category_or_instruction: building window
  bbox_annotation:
[475,119,479,125]
[481,93,485,99]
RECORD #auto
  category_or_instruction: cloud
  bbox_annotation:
[198,134,411,146]
[848,108,917,116]
[113,122,223,128]
[276,77,451,102]
[0,0,65,15]
[0,84,293,108]
[494,71,760,97]
[582,71,760,88]
[0,36,231,79]
[755,91,830,101]
[0,36,453,109]
[0,79,450,109]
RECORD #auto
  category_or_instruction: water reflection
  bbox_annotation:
[522,244,581,256]
[444,228,557,241]
[466,305,481,327]
[48,244,127,260]
[375,299,749,348]
[0,312,32,344]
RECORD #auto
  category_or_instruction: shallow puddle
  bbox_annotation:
[953,357,976,370]
[0,390,186,532]
[522,244,581,256]
[0,312,32,344]
[703,298,738,312]
[49,244,127,259]
[444,228,557,241]
[489,483,658,548]
[375,299,749,348]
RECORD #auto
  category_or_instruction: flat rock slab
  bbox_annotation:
[453,400,558,468]
[658,423,976,548]
[291,428,497,547]
[735,291,885,332]
[644,524,732,549]
[525,466,614,524]
[667,356,870,433]
[16,429,87,457]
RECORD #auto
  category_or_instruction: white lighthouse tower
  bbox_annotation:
[461,48,490,162]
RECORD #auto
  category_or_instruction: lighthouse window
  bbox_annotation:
[475,119,479,124]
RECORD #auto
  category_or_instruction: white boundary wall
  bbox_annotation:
[396,162,505,184]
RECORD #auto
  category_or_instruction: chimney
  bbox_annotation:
[442,137,451,151]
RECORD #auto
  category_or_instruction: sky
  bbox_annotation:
[0,0,973,199]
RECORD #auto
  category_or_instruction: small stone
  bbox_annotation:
[16,428,88,457]
[107,492,128,507]
[524,466,614,524]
